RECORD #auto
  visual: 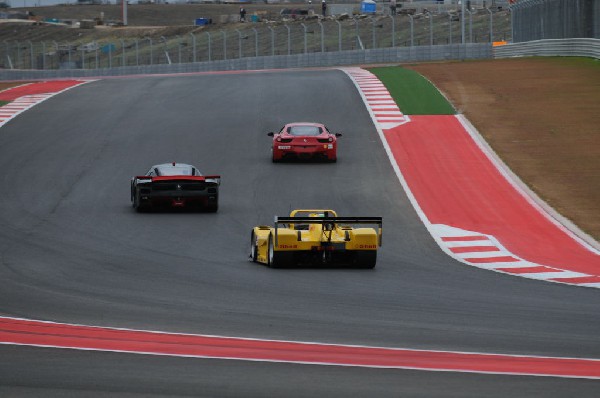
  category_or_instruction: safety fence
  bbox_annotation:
[510,0,600,42]
[493,38,600,59]
[1,8,509,75]
[0,43,491,80]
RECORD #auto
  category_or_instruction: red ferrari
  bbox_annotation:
[268,122,342,163]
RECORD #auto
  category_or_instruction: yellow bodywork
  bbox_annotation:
[250,209,382,268]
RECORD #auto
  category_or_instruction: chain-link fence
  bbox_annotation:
[510,0,600,42]
[1,7,510,72]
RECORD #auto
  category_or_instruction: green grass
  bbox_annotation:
[0,101,8,107]
[369,66,455,115]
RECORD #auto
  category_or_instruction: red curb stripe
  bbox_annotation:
[1,317,599,378]
[551,276,600,283]
[0,80,85,101]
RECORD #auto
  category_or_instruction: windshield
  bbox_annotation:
[287,125,322,136]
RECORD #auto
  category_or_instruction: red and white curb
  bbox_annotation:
[1,316,599,379]
[342,67,408,129]
[432,225,600,288]
[0,81,94,128]
[342,67,600,289]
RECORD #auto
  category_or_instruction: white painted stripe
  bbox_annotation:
[368,100,396,105]
[578,282,600,288]
[444,240,495,248]
[374,111,404,116]
[522,272,585,280]
[458,251,516,259]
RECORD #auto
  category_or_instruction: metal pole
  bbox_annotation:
[354,18,359,49]
[94,41,98,68]
[221,30,227,60]
[146,37,153,65]
[235,29,242,58]
[42,41,46,70]
[176,35,182,63]
[466,9,473,43]
[108,42,112,68]
[189,33,196,63]
[448,14,452,45]
[252,27,258,57]
[461,0,465,44]
[429,11,433,45]
[409,15,414,46]
[487,7,493,42]
[317,21,324,53]
[268,26,274,56]
[285,24,291,55]
[135,38,139,66]
[53,41,59,70]
[120,39,126,67]
[28,40,34,69]
[371,18,376,49]
[81,43,85,69]
[160,36,169,64]
[335,20,342,51]
[206,32,211,62]
[301,23,307,54]
[15,40,21,69]
[389,15,395,48]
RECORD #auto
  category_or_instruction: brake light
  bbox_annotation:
[328,136,333,142]
[276,137,282,142]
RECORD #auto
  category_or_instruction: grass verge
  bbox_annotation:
[369,66,455,115]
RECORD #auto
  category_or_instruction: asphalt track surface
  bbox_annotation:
[0,71,599,396]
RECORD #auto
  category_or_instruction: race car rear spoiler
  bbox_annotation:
[135,175,221,184]
[274,216,383,246]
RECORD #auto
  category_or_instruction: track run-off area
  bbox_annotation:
[0,70,599,396]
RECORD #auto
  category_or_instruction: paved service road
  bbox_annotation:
[0,70,598,396]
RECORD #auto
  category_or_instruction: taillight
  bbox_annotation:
[276,137,282,142]
[328,136,333,142]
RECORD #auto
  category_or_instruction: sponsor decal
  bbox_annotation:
[358,244,377,249]
[277,244,298,249]
[278,146,291,150]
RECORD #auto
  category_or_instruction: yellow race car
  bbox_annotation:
[250,209,382,268]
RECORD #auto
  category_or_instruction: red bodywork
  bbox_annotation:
[271,122,339,162]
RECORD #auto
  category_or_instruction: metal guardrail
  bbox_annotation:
[494,38,600,59]
[0,43,491,80]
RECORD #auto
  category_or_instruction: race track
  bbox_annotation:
[0,70,599,396]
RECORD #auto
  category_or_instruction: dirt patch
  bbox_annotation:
[406,57,600,242]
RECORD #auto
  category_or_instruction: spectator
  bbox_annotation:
[390,0,397,15]
[321,0,327,16]
[239,6,246,22]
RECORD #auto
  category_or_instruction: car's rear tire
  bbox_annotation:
[267,234,293,268]
[206,202,219,213]
[132,191,147,213]
[354,251,377,269]
[250,230,258,262]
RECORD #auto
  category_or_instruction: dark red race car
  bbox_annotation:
[268,122,342,163]
[130,162,220,212]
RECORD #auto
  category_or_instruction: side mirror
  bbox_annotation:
[267,132,274,137]
[335,133,343,137]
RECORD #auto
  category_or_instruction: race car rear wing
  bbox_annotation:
[135,175,221,184]
[274,216,383,246]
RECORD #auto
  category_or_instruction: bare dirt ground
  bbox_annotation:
[407,58,600,242]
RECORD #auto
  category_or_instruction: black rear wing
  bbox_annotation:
[274,216,383,246]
